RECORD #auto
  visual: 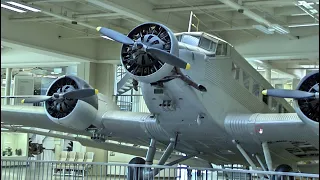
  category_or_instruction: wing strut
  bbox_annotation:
[232,140,266,178]
[262,142,273,171]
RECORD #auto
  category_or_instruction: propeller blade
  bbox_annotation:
[312,84,319,92]
[262,89,316,99]
[1,95,52,103]
[96,27,134,45]
[146,47,191,70]
[63,89,98,99]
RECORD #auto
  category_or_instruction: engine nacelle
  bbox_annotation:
[44,75,98,130]
[120,22,179,83]
[293,71,319,134]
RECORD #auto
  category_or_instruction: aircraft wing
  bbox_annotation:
[224,112,319,165]
[1,105,91,136]
[1,105,211,168]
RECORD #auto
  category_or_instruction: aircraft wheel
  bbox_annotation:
[127,157,146,180]
[272,164,294,180]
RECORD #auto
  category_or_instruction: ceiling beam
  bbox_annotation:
[9,12,123,22]
[153,1,296,13]
[85,0,187,32]
[206,22,319,32]
[216,0,298,40]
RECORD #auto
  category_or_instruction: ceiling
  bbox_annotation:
[1,0,319,80]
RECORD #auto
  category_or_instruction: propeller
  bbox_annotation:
[96,26,191,70]
[96,27,134,45]
[262,89,319,99]
[1,89,99,104]
[146,47,191,70]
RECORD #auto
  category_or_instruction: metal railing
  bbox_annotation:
[1,159,319,180]
[114,95,150,113]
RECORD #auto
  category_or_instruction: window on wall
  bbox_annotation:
[232,62,240,81]
[242,71,250,90]
[252,80,260,97]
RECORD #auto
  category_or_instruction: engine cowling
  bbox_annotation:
[44,75,98,130]
[293,71,319,134]
[120,22,179,83]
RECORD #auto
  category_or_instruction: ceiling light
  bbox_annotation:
[271,24,290,34]
[298,1,313,9]
[310,9,318,14]
[1,3,26,13]
[252,25,274,34]
[255,60,264,64]
[6,1,41,12]
[101,36,114,41]
[288,23,319,27]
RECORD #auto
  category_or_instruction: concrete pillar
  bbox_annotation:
[265,68,271,83]
[292,78,300,90]
[5,68,12,105]
[94,63,115,98]
[77,62,115,98]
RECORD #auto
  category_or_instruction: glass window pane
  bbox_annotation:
[278,104,283,113]
[199,37,211,50]
[252,81,260,97]
[216,42,227,56]
[243,71,250,90]
[232,62,240,81]
[271,98,278,111]
[181,35,200,46]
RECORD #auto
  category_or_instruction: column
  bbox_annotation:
[265,68,271,83]
[5,68,12,105]
[292,78,300,90]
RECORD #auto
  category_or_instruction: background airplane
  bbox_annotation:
[1,22,319,176]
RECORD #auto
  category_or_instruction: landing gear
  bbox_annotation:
[272,164,294,180]
[127,157,146,180]
[126,138,198,180]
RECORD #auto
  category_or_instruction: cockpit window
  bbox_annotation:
[216,41,228,56]
[181,35,200,46]
[199,37,217,52]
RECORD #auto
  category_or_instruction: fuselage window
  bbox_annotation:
[278,104,283,113]
[232,62,240,81]
[252,80,260,97]
[242,71,250,90]
[216,42,227,56]
[271,98,278,111]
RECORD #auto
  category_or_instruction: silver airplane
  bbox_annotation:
[1,22,319,177]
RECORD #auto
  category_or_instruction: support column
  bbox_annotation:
[265,68,271,83]
[5,68,12,105]
[292,78,300,90]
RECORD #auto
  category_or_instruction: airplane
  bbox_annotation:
[1,22,319,178]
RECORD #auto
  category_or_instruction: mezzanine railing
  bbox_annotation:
[1,159,319,180]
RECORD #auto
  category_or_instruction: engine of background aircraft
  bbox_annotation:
[120,23,179,83]
[44,76,98,130]
[293,71,319,133]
